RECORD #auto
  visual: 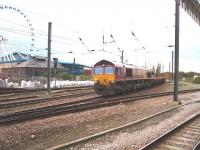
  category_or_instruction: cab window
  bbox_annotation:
[115,67,122,75]
[105,67,114,74]
[94,67,103,74]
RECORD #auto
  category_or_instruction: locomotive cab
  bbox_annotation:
[93,65,115,85]
[92,60,118,95]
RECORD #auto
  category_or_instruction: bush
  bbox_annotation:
[77,75,91,81]
[56,73,73,80]
[184,77,194,83]
[55,72,92,81]
[193,77,200,84]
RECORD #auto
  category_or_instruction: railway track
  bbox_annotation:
[1,89,200,125]
[0,96,102,124]
[0,87,38,95]
[0,85,93,96]
[46,100,200,150]
[0,90,94,109]
[141,112,200,150]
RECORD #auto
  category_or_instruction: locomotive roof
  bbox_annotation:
[94,59,124,67]
[94,59,150,71]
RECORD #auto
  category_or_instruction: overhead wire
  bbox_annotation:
[0,6,108,51]
[110,34,122,52]
[0,4,99,59]
[78,37,91,52]
[0,24,73,41]
[131,31,146,51]
[1,27,126,61]
[0,26,85,47]
[0,18,83,45]
[0,6,130,60]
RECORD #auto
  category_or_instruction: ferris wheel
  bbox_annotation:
[0,5,35,62]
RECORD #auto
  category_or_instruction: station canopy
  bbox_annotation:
[178,0,200,25]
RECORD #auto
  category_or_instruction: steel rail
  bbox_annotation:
[140,112,200,150]
[1,89,200,125]
[193,141,200,150]
[46,100,200,150]
[0,96,103,124]
[0,85,93,96]
[0,90,94,108]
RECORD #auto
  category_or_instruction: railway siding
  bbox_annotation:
[47,100,200,150]
[141,112,200,150]
[1,89,200,125]
[1,85,200,149]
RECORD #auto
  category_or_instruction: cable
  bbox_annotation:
[0,19,80,45]
[0,27,46,40]
[110,34,122,52]
[0,27,82,47]
[131,31,146,50]
[7,42,47,52]
[78,37,91,52]
[0,17,33,29]
[0,23,83,46]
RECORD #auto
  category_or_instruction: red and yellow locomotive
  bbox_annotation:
[92,59,165,95]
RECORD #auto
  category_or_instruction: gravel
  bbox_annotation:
[0,84,200,150]
[77,103,200,150]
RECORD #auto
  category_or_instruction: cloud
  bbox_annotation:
[1,0,200,72]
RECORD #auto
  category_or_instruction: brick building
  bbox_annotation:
[0,56,67,80]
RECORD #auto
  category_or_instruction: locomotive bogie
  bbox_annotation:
[94,82,116,96]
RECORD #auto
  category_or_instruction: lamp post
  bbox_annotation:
[166,0,180,104]
[174,0,180,103]
[47,22,52,93]
[172,51,174,83]
[66,51,74,80]
[53,58,58,88]
[167,45,175,83]
[169,62,171,82]
[73,57,75,80]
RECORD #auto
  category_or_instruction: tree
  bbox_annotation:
[156,63,161,76]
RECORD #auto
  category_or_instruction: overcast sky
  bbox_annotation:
[0,0,200,72]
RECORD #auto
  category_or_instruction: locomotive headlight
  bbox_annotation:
[93,77,98,81]
[93,79,98,83]
[109,78,114,83]
[108,77,114,81]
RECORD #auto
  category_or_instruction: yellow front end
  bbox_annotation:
[93,74,116,85]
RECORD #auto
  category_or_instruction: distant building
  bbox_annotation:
[83,66,92,76]
[0,52,92,80]
[0,55,66,80]
[59,62,92,76]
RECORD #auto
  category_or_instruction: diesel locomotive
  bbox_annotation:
[92,59,165,95]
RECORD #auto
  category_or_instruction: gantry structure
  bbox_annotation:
[178,0,200,25]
